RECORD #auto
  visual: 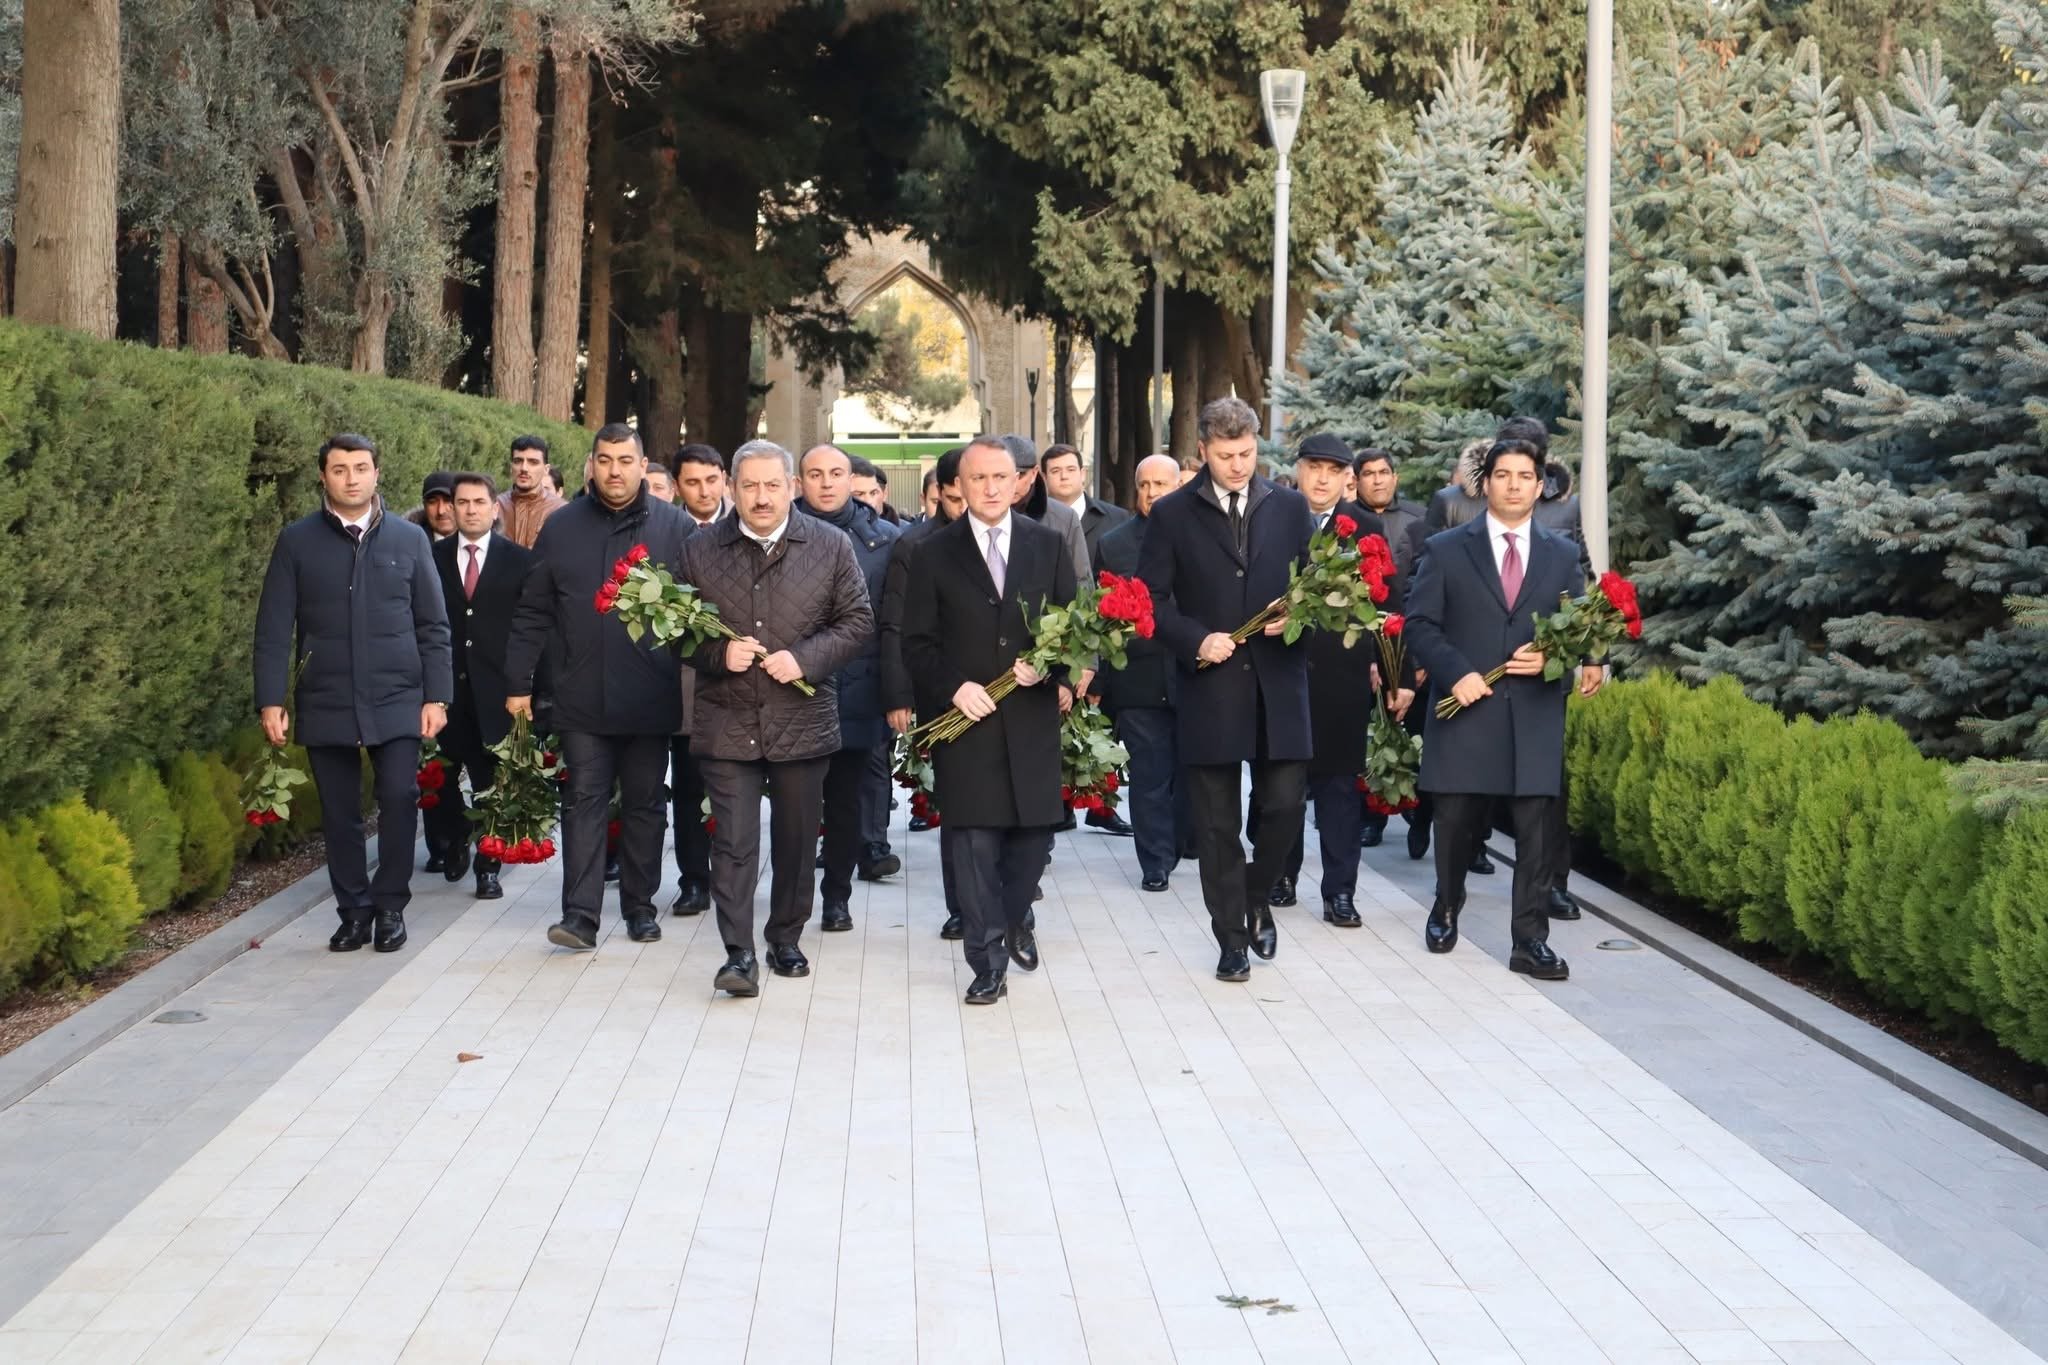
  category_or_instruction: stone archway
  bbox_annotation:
[835,257,990,437]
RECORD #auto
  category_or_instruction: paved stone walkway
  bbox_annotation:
[0,806,2042,1364]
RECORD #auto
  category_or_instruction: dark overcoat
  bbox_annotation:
[1137,470,1313,766]
[253,502,452,748]
[1404,515,1580,797]
[878,515,946,714]
[1092,513,1172,713]
[1304,500,1386,780]
[432,531,533,751]
[503,484,692,736]
[682,511,873,763]
[902,515,1076,828]
[797,498,899,751]
[1076,494,1131,570]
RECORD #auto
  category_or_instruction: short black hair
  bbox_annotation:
[921,466,939,491]
[1480,438,1544,482]
[319,433,378,470]
[451,471,498,499]
[590,422,641,455]
[1041,443,1082,474]
[873,465,889,488]
[1495,416,1550,457]
[547,466,565,492]
[510,434,549,457]
[848,454,881,480]
[935,446,968,487]
[676,443,725,473]
[1354,447,1395,473]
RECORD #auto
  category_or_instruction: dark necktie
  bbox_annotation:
[463,544,480,600]
[1500,531,1524,604]
[346,524,363,545]
[1228,492,1244,547]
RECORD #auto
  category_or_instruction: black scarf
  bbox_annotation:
[797,496,862,533]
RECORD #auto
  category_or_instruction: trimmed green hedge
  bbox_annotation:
[1566,675,2048,1065]
[0,320,583,993]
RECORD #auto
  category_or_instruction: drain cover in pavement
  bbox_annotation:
[1595,939,1641,952]
[154,1009,207,1024]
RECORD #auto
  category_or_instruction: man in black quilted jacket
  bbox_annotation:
[682,440,874,997]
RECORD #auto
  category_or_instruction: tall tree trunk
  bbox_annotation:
[184,255,228,353]
[682,291,753,458]
[1168,290,1201,459]
[351,272,395,375]
[492,6,542,404]
[535,35,591,421]
[157,233,181,348]
[643,307,686,466]
[1,242,15,316]
[1052,323,1075,447]
[582,99,617,431]
[1094,336,1119,497]
[15,0,120,338]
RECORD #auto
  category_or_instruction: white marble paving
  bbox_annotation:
[1,808,2042,1365]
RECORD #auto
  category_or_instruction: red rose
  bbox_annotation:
[1367,579,1390,605]
[1103,772,1119,793]
[1381,613,1405,637]
[539,838,556,858]
[1355,777,1368,793]
[1627,618,1643,640]
[540,751,557,768]
[479,836,501,858]
[416,761,445,791]
[705,817,718,835]
[1060,785,1074,805]
[245,810,265,826]
[417,792,439,810]
[628,544,650,566]
[1333,514,1358,539]
[595,581,621,613]
[606,819,622,843]
[611,556,633,584]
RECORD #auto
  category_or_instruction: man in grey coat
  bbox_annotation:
[254,434,452,954]
[683,440,874,997]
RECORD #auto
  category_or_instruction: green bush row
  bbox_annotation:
[1566,675,2048,1064]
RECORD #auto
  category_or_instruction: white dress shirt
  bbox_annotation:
[457,531,491,582]
[1484,512,1535,578]
[331,506,372,538]
[741,515,790,554]
[967,510,1014,572]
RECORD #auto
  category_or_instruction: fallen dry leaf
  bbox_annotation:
[456,1052,483,1063]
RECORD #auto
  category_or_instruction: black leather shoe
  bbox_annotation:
[1470,851,1495,875]
[604,855,620,883]
[1407,821,1431,860]
[330,918,373,952]
[671,880,709,915]
[373,911,407,953]
[821,900,852,932]
[765,942,809,977]
[1215,948,1251,982]
[424,850,446,874]
[858,843,901,880]
[625,912,662,943]
[442,841,472,883]
[1509,939,1570,980]
[908,813,931,832]
[1360,826,1383,848]
[1007,927,1039,972]
[1055,811,1078,832]
[940,914,963,940]
[1425,900,1461,954]
[1548,888,1581,920]
[715,949,761,996]
[1085,808,1134,837]
[475,869,503,900]
[964,972,1008,1005]
[1323,894,1361,928]
[1250,904,1278,961]
[1267,876,1297,908]
[547,918,597,952]
[1141,874,1169,893]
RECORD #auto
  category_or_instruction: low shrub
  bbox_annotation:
[34,797,144,978]
[0,820,65,997]
[165,752,238,904]
[91,760,184,913]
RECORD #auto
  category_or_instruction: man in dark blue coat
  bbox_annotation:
[505,424,692,951]
[254,433,452,954]
[1403,437,1605,981]
[800,442,903,932]
[1139,398,1314,983]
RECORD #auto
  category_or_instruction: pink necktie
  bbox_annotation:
[1500,531,1523,605]
[463,544,480,600]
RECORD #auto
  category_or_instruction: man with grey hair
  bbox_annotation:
[681,438,874,996]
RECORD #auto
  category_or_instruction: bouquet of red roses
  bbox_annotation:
[1434,571,1643,719]
[892,736,941,827]
[1206,515,1392,665]
[244,652,310,828]
[601,545,815,696]
[1060,700,1129,815]
[911,570,1155,745]
[415,739,450,811]
[1361,613,1422,814]
[471,715,563,865]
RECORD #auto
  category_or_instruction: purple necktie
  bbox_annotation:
[985,527,1006,594]
[1500,531,1523,605]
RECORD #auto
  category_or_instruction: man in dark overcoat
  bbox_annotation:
[429,472,533,900]
[684,440,873,995]
[1138,398,1313,982]
[254,433,451,954]
[903,437,1076,1005]
[504,424,692,951]
[1403,437,1603,981]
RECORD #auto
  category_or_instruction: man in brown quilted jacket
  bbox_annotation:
[681,439,874,996]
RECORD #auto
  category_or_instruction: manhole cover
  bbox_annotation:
[154,1009,207,1024]
[1595,939,1641,952]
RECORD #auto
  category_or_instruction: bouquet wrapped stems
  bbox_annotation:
[602,549,815,696]
[1434,572,1644,720]
[1199,521,1394,668]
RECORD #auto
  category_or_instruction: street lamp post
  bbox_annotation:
[1581,0,1614,575]
[1260,69,1305,443]
[1025,367,1040,448]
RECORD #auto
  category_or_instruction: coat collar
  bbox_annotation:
[1457,513,1554,614]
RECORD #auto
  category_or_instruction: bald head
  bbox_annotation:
[1134,454,1181,517]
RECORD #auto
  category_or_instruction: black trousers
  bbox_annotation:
[1548,763,1572,894]
[701,754,829,954]
[1431,792,1558,946]
[1114,707,1190,881]
[937,822,963,922]
[561,732,668,930]
[307,738,420,924]
[861,736,892,848]
[819,742,883,903]
[945,825,1052,978]
[669,735,711,890]
[1298,774,1364,899]
[1185,759,1307,952]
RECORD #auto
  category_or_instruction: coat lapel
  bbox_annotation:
[954,518,1003,602]
[1460,518,1511,614]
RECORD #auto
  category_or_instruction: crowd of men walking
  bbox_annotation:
[255,396,1598,1002]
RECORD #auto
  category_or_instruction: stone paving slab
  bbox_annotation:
[0,806,2040,1364]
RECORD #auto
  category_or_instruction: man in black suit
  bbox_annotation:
[1139,398,1314,983]
[904,437,1076,1004]
[1094,454,1192,891]
[667,442,727,915]
[1041,442,1130,568]
[1404,438,1605,981]
[1270,434,1390,928]
[429,472,534,900]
